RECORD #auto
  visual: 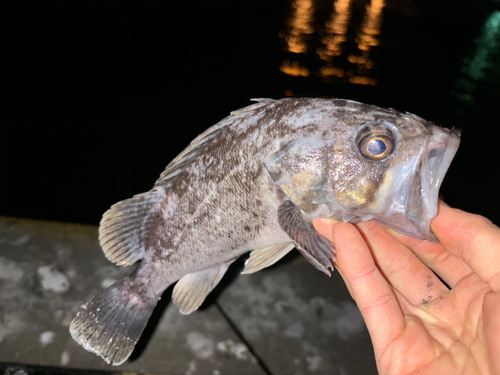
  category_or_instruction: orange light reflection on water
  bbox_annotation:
[283,0,315,54]
[317,0,353,61]
[356,0,384,51]
[280,59,310,77]
[349,75,378,85]
[280,0,383,85]
[346,0,384,85]
[319,65,345,78]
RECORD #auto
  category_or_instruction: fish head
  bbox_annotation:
[360,118,461,241]
[264,100,460,242]
[324,112,461,242]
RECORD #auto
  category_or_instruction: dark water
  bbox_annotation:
[3,0,500,225]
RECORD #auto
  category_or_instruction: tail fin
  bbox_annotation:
[69,279,157,366]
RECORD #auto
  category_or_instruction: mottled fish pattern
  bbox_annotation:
[70,98,460,365]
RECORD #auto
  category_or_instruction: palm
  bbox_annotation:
[378,273,488,374]
[313,205,500,375]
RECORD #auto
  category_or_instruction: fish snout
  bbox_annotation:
[406,127,461,241]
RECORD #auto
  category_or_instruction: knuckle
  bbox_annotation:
[349,264,378,284]
[358,292,394,314]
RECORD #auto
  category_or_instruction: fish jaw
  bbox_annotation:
[374,126,460,242]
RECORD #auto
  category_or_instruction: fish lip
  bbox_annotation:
[405,127,461,241]
[374,127,460,242]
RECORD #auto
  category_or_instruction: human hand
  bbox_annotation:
[313,204,500,375]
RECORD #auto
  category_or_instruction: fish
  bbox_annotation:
[69,98,460,365]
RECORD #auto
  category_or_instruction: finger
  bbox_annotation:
[333,222,406,356]
[356,221,449,306]
[483,291,500,374]
[313,218,353,297]
[388,229,473,288]
[312,218,339,243]
[431,204,500,291]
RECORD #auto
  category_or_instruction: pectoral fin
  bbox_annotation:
[172,263,231,315]
[242,243,295,274]
[278,200,336,276]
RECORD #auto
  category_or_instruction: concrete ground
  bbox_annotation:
[0,216,377,375]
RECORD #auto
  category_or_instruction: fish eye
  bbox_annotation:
[356,125,396,161]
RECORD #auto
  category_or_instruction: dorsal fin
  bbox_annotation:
[154,121,229,187]
[99,188,165,266]
[230,98,275,115]
[155,99,276,188]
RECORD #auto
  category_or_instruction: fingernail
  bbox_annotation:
[319,218,340,226]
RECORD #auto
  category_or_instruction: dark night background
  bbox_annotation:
[3,0,500,226]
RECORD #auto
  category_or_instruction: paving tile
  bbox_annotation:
[0,217,266,375]
[217,254,378,375]
[0,216,377,374]
[0,362,162,374]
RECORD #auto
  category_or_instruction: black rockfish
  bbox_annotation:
[70,98,460,365]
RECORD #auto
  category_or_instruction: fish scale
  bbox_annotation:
[70,97,460,365]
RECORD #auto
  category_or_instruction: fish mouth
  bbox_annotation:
[376,127,460,242]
